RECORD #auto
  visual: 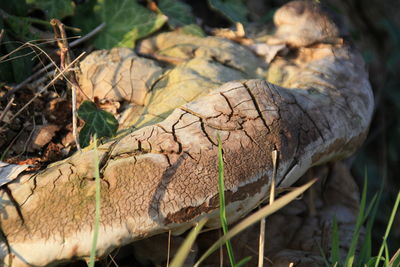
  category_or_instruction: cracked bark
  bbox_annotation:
[0,1,373,266]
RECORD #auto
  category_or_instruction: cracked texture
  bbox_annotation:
[0,1,373,266]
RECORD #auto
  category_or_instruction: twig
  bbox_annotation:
[0,23,105,102]
[51,19,82,151]
[69,23,105,47]
[30,70,56,89]
[5,41,69,96]
[258,150,278,267]
[257,209,266,267]
[106,247,121,267]
[0,37,79,65]
[166,230,171,267]
[106,253,118,267]
[0,40,77,107]
[0,53,86,132]
[0,40,64,99]
[269,150,278,204]
[0,96,14,123]
[307,168,317,216]
[16,119,36,158]
[244,244,273,264]
[0,29,4,45]
[24,17,81,32]
[0,126,25,161]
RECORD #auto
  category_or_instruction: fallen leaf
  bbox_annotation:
[250,43,286,63]
[29,124,60,151]
[0,161,31,186]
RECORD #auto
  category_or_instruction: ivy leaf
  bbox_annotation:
[158,0,195,28]
[26,0,75,19]
[208,0,248,25]
[77,0,167,49]
[72,0,98,33]
[77,101,119,148]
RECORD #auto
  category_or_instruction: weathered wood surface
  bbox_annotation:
[0,1,373,266]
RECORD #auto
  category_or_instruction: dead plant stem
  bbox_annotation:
[258,150,278,267]
[0,96,14,123]
[0,53,86,132]
[0,29,4,45]
[166,230,171,267]
[0,23,105,102]
[51,19,81,150]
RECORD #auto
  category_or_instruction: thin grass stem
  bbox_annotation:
[374,190,400,267]
[169,218,208,267]
[217,134,236,266]
[344,176,368,266]
[89,135,101,267]
[194,179,316,267]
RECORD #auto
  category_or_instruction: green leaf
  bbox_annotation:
[158,0,195,28]
[330,216,340,265]
[78,0,167,49]
[77,101,119,147]
[26,0,75,19]
[72,0,99,33]
[207,0,248,25]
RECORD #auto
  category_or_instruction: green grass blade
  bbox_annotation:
[358,192,381,267]
[375,190,400,267]
[389,248,400,267]
[366,257,382,267]
[344,177,368,267]
[330,216,340,265]
[217,134,236,267]
[89,136,101,267]
[194,179,317,267]
[384,241,390,267]
[362,193,379,222]
[317,241,331,267]
[235,256,252,267]
[170,218,208,267]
